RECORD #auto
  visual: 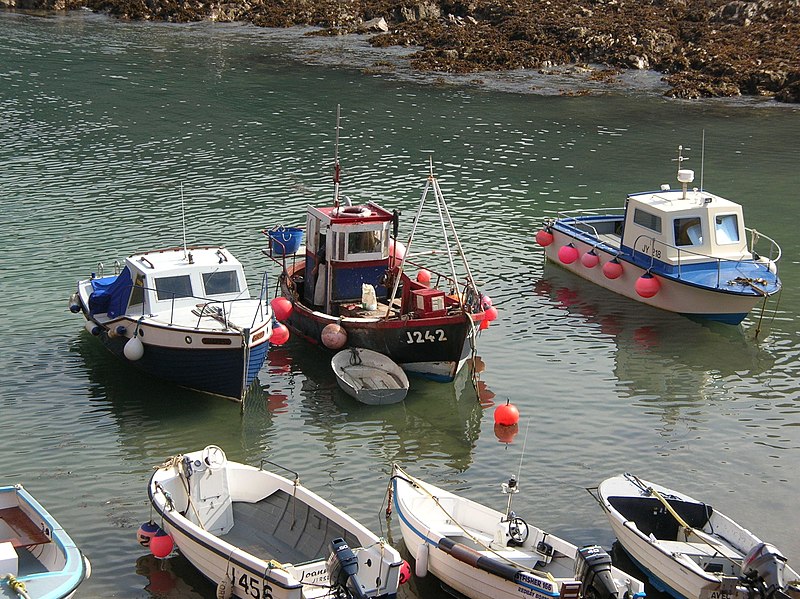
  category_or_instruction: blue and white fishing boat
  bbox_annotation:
[536,147,781,325]
[70,245,274,401]
[1,484,91,599]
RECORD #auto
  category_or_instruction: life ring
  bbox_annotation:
[335,205,371,217]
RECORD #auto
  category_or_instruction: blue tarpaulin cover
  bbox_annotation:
[88,266,133,318]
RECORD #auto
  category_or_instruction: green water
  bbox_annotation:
[1,9,799,598]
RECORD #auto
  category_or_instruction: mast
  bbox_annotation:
[333,104,341,209]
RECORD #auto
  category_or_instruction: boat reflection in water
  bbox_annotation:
[264,340,491,474]
[533,265,775,420]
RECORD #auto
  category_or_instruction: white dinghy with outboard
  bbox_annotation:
[389,464,646,599]
[148,446,403,599]
[597,473,800,599]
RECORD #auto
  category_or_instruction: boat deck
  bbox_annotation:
[223,490,360,566]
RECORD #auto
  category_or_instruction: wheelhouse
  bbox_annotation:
[303,202,395,310]
[88,247,250,318]
[622,181,750,266]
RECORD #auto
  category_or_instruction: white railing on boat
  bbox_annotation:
[630,228,781,288]
[124,272,270,330]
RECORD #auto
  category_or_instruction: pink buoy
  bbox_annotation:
[581,250,600,268]
[399,560,411,585]
[485,306,498,322]
[321,323,348,349]
[480,295,493,308]
[416,269,431,285]
[494,400,520,426]
[150,529,174,559]
[389,239,406,261]
[602,258,623,279]
[137,521,159,547]
[270,297,293,321]
[535,229,554,247]
[635,273,661,298]
[557,244,579,265]
[270,323,290,345]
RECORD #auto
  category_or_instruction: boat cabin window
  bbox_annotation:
[347,231,383,255]
[155,275,193,300]
[674,217,703,246]
[202,270,240,296]
[633,208,662,233]
[714,214,740,244]
[129,274,145,310]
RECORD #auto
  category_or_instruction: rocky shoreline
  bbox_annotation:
[4,0,799,102]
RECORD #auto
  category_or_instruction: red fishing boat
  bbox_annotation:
[266,124,493,382]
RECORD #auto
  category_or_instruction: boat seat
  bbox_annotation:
[657,540,741,561]
[0,507,51,548]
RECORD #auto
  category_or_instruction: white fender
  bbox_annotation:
[124,335,144,361]
[415,541,429,578]
[216,574,233,599]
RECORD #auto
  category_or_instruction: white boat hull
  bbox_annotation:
[544,233,762,324]
[391,465,645,599]
[598,474,800,599]
[149,447,402,599]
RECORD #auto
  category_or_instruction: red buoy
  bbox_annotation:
[270,323,290,345]
[557,244,579,265]
[581,250,600,268]
[399,560,411,585]
[479,319,490,330]
[602,259,623,279]
[150,529,174,559]
[494,400,520,426]
[635,273,661,298]
[416,269,431,285]
[270,297,293,322]
[485,306,498,322]
[535,229,554,247]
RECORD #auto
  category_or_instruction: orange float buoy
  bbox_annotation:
[581,249,600,268]
[416,269,431,285]
[270,297,293,321]
[494,399,520,426]
[635,273,661,298]
[535,229,554,247]
[557,243,579,265]
[485,306,498,322]
[602,258,623,279]
[270,323,290,345]
[479,319,490,330]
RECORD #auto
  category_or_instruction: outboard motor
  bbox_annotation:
[741,543,787,597]
[575,545,619,599]
[326,538,367,599]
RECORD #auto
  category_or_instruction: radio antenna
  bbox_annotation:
[180,182,188,260]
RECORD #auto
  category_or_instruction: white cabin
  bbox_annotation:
[622,173,750,266]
